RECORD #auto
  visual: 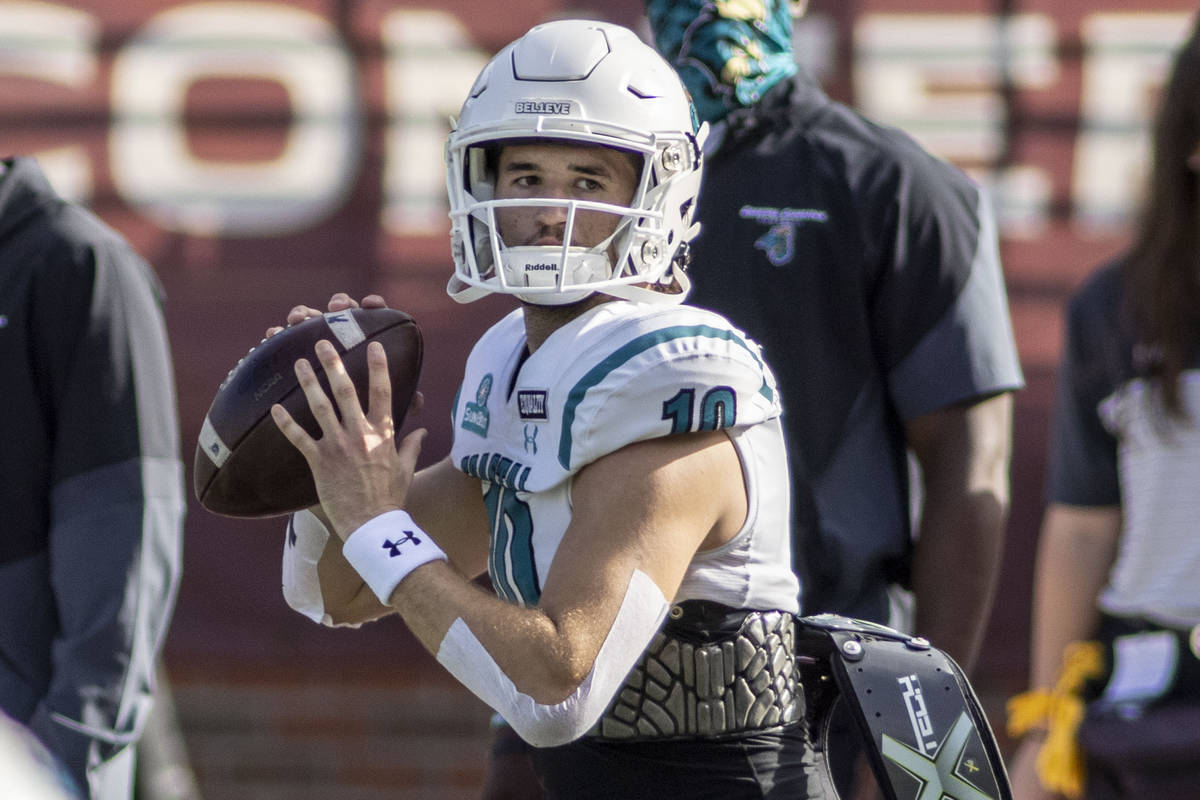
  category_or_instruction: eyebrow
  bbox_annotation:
[499,160,614,178]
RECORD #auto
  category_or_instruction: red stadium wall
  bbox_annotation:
[3,1,1194,795]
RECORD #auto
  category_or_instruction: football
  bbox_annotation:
[194,307,423,518]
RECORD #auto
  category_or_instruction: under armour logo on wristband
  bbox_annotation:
[345,511,447,604]
[382,531,421,557]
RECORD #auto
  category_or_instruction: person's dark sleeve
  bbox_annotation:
[864,139,1023,419]
[26,212,185,790]
[1045,275,1121,507]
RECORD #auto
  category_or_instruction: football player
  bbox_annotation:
[273,19,826,798]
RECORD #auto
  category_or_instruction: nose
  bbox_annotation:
[528,201,568,245]
[533,202,568,226]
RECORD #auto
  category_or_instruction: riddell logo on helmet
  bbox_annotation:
[525,263,557,271]
[515,100,573,115]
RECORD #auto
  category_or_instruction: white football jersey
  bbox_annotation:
[449,300,799,613]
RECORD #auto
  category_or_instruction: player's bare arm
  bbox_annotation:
[394,428,746,703]
[273,336,744,705]
[905,391,1013,672]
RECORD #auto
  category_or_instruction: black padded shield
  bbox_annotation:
[797,614,1012,800]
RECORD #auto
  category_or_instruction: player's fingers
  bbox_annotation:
[270,403,317,458]
[361,294,389,309]
[293,353,342,436]
[264,325,284,339]
[286,304,323,327]
[396,428,427,474]
[327,292,359,311]
[365,341,393,429]
[313,340,367,426]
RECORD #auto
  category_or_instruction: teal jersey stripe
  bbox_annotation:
[486,489,515,603]
[484,484,540,605]
[557,324,772,469]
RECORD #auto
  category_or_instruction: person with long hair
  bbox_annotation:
[1007,16,1200,799]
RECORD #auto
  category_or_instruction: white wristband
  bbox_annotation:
[342,510,447,605]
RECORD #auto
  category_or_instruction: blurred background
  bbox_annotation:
[2,0,1195,797]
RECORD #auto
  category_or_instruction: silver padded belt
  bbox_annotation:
[588,606,799,740]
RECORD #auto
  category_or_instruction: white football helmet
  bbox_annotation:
[445,20,707,306]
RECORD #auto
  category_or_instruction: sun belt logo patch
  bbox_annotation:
[461,373,493,437]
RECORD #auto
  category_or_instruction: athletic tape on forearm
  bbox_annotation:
[282,509,333,625]
[342,510,448,605]
[435,569,669,748]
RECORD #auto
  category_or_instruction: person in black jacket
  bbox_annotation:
[643,1,1024,795]
[0,156,185,799]
[646,0,1022,667]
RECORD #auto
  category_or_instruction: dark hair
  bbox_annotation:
[1124,18,1200,415]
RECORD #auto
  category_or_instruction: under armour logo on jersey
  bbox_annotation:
[739,205,828,267]
[523,425,539,454]
[382,531,421,557]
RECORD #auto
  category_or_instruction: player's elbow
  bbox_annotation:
[536,638,601,700]
[436,619,619,748]
[502,678,606,748]
[493,638,623,746]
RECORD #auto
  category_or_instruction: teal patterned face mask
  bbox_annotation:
[646,0,798,124]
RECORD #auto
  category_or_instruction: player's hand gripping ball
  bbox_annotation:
[194,307,423,517]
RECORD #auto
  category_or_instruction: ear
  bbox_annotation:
[1188,142,1200,172]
